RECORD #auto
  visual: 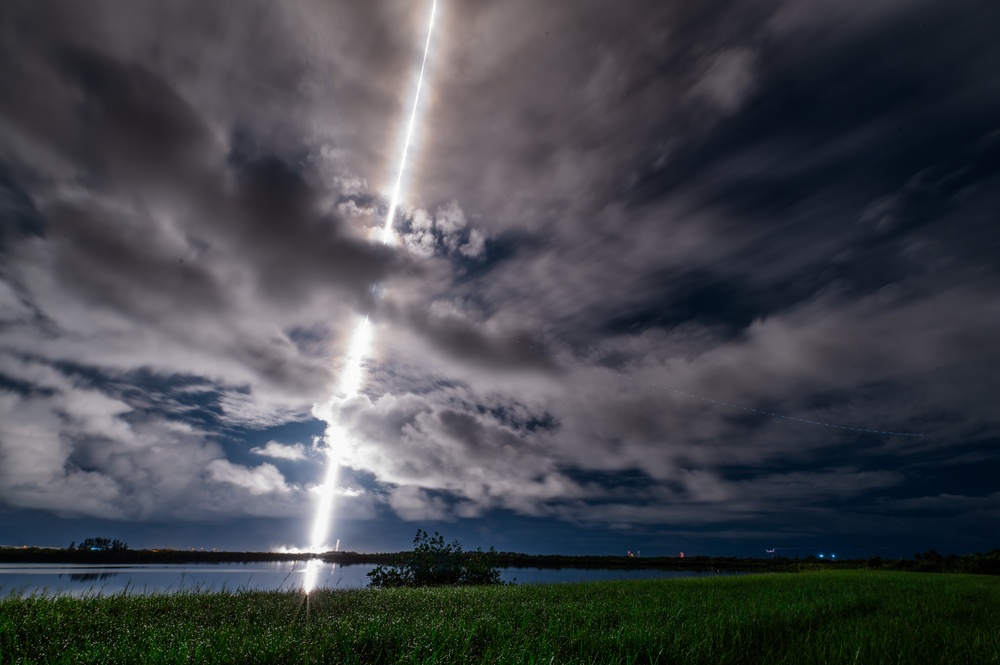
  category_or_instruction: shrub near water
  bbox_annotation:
[367,529,501,588]
[1,571,998,664]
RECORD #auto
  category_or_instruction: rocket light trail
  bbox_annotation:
[303,320,371,592]
[304,0,438,593]
[307,317,372,550]
[381,0,438,245]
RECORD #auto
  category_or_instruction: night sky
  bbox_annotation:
[1,0,998,558]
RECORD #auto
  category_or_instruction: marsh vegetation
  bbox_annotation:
[2,571,997,663]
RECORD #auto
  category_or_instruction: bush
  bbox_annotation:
[367,529,501,588]
[75,537,128,551]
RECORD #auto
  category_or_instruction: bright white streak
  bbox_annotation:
[305,0,438,592]
[308,318,372,548]
[381,0,438,245]
[304,318,372,592]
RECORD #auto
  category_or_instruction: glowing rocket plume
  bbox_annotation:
[304,0,438,593]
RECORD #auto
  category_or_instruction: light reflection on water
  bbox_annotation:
[0,561,359,596]
[0,562,740,597]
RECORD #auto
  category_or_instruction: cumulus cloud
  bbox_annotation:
[207,460,291,496]
[459,228,486,258]
[401,206,437,258]
[250,441,310,461]
[398,200,487,260]
[0,359,305,520]
[434,200,467,251]
[387,486,451,522]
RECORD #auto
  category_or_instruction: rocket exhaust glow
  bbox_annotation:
[304,0,438,593]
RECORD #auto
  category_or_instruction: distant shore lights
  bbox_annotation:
[303,0,439,594]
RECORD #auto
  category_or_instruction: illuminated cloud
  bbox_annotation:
[0,0,997,555]
[207,460,291,496]
[250,441,309,461]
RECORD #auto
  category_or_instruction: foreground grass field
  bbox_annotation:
[1,571,997,664]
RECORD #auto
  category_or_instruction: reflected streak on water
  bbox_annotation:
[0,562,742,597]
[0,561,362,596]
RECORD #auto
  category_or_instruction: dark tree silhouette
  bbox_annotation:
[367,529,501,588]
[76,537,128,552]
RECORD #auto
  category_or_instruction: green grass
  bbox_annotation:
[1,571,997,664]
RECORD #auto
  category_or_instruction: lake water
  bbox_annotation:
[0,562,738,597]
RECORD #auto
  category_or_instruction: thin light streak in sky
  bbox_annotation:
[305,0,439,593]
[381,0,438,245]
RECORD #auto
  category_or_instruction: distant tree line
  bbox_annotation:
[1,542,997,576]
[860,549,1000,576]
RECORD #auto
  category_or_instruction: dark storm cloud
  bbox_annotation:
[43,201,227,318]
[0,169,44,254]
[54,43,213,176]
[40,39,410,304]
[355,0,1000,537]
[411,0,1000,364]
[1,0,998,550]
[0,0,426,520]
[389,301,558,372]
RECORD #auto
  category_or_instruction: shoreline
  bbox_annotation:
[1,546,998,575]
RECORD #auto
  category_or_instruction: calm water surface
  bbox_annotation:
[0,562,739,596]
